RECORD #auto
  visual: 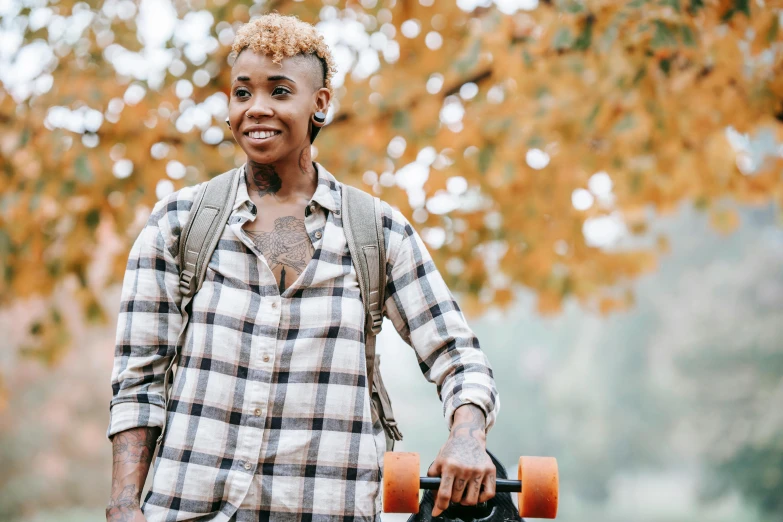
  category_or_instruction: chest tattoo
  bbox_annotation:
[245,216,315,292]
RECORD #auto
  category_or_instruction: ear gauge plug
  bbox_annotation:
[225,119,231,130]
[310,111,326,144]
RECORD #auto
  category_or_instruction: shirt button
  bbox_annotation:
[244,462,252,470]
[263,355,270,363]
[271,301,278,309]
[334,209,341,216]
[315,231,322,239]
[309,204,317,214]
[254,408,262,416]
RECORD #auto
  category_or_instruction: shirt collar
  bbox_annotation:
[232,163,252,212]
[310,161,341,213]
[231,161,341,214]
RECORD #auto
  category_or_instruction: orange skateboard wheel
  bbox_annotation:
[383,452,421,513]
[518,456,559,518]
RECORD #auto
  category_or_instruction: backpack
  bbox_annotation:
[155,167,403,450]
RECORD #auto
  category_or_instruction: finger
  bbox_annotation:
[478,472,496,504]
[432,474,453,517]
[450,474,468,503]
[460,475,483,505]
[427,459,442,478]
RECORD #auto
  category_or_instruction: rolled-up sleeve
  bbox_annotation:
[106,198,183,440]
[382,209,499,432]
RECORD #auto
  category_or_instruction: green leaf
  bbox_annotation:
[721,0,750,21]
[688,0,704,13]
[613,114,636,133]
[60,180,76,197]
[392,110,409,130]
[560,0,586,13]
[680,25,696,47]
[522,49,533,68]
[693,195,709,210]
[30,321,43,336]
[504,162,515,182]
[186,140,200,157]
[630,172,643,193]
[552,27,574,50]
[585,102,601,128]
[478,145,494,174]
[660,0,681,11]
[74,154,94,184]
[651,21,677,49]
[632,67,647,86]
[766,15,779,43]
[454,40,481,75]
[85,208,100,229]
[19,127,30,147]
[573,15,594,51]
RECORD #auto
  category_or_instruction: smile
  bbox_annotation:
[245,130,281,140]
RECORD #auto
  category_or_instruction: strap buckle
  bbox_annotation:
[381,418,404,441]
[367,309,383,335]
[179,270,195,294]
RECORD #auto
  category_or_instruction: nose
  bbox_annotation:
[245,97,274,119]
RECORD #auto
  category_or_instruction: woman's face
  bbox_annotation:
[228,50,329,165]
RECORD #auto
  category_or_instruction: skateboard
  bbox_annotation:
[383,452,559,520]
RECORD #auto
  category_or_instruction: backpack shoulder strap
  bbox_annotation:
[178,168,239,297]
[342,186,385,379]
[156,167,238,445]
[341,185,402,444]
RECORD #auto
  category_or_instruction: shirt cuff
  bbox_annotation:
[106,399,166,440]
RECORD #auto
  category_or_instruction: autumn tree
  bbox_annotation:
[1,0,782,362]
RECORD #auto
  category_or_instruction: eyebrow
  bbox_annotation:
[232,75,297,84]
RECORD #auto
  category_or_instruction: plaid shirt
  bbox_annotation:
[106,162,499,522]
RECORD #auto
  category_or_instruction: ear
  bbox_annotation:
[313,87,331,122]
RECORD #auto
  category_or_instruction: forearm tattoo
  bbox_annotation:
[451,405,486,439]
[440,405,488,465]
[106,484,141,522]
[112,428,157,468]
[108,428,157,519]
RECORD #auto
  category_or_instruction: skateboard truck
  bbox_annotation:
[383,452,559,519]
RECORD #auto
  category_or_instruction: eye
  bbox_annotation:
[272,86,291,96]
[234,87,250,98]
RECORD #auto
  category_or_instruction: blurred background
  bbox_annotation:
[1,0,782,521]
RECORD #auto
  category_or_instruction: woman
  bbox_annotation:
[106,13,499,522]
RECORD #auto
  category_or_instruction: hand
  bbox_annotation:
[427,404,496,517]
[106,485,147,522]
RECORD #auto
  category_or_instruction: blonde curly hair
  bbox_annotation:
[231,13,337,95]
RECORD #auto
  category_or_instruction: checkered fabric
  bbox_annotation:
[106,162,499,522]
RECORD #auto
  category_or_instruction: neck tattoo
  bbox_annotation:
[299,147,315,177]
[247,160,282,197]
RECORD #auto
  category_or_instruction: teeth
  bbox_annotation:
[248,130,278,139]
